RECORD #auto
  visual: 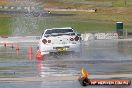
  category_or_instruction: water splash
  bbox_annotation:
[11,17,41,36]
[10,0,45,36]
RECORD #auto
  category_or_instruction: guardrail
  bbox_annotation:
[0,33,118,43]
[81,33,118,41]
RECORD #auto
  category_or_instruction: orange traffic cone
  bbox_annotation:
[36,50,43,61]
[16,44,19,51]
[29,53,33,61]
[10,42,14,48]
[28,46,33,60]
[3,41,6,48]
[16,49,19,57]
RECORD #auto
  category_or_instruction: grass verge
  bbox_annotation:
[0,9,132,35]
[0,17,11,35]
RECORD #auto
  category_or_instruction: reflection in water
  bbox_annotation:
[0,81,130,88]
[29,53,33,61]
[0,40,132,88]
[36,55,45,77]
[36,61,44,77]
[16,49,19,57]
[82,40,132,61]
[106,85,130,88]
[118,41,132,55]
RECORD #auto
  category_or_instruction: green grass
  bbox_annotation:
[43,0,132,8]
[1,0,132,35]
[0,17,11,35]
[42,18,115,33]
[40,10,132,33]
[112,0,126,7]
[1,10,132,35]
[1,9,132,35]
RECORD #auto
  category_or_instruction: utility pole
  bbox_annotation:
[124,0,126,7]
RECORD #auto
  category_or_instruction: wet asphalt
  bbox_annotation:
[0,37,132,88]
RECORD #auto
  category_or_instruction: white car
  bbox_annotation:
[38,27,81,55]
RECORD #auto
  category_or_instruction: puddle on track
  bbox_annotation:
[0,39,132,88]
[0,81,131,88]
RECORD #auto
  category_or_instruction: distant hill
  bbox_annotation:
[40,0,132,9]
[1,0,132,9]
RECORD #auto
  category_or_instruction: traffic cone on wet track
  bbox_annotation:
[16,43,19,51]
[10,42,13,48]
[28,46,33,60]
[15,44,19,57]
[36,50,43,61]
[3,41,6,48]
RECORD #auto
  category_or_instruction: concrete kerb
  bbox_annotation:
[0,74,132,82]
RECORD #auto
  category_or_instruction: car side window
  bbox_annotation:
[45,30,52,34]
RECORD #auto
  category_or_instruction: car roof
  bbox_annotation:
[45,27,73,30]
[52,27,72,29]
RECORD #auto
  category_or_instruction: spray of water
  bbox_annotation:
[11,17,41,36]
[10,0,46,36]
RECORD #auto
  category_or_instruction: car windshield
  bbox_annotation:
[45,29,73,34]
